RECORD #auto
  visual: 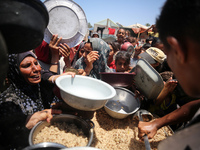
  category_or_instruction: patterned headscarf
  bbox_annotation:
[74,38,112,79]
[0,51,59,115]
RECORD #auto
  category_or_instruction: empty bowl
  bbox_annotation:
[55,75,116,111]
[104,87,140,119]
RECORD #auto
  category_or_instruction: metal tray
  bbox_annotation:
[133,58,164,100]
[43,0,88,47]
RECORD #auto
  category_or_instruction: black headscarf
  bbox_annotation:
[0,51,60,149]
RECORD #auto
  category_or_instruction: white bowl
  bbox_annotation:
[56,75,116,111]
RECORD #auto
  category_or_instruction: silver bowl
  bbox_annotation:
[55,75,116,111]
[61,147,101,150]
[29,114,94,147]
[23,142,66,150]
[104,87,140,119]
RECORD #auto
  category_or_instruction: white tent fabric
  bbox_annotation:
[125,23,148,29]
[93,18,119,37]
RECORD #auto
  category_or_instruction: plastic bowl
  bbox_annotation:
[104,87,140,119]
[55,75,116,111]
[99,72,135,88]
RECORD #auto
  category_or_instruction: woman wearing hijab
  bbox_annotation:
[71,41,85,68]
[0,51,75,149]
[74,38,112,79]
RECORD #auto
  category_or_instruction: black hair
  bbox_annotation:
[117,28,126,34]
[115,51,131,65]
[107,41,120,53]
[156,0,200,51]
[151,37,162,47]
[86,39,93,50]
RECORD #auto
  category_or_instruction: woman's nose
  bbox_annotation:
[32,64,40,72]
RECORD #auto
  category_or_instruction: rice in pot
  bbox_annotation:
[33,122,88,147]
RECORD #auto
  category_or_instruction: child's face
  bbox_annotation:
[116,58,129,72]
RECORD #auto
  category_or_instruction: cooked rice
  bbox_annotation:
[90,108,172,150]
[34,122,88,147]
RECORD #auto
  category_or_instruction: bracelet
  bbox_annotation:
[51,62,59,65]
[51,76,56,84]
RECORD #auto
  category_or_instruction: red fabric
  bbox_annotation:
[35,40,50,64]
[35,40,76,64]
[69,48,75,63]
[108,60,116,69]
[108,28,116,35]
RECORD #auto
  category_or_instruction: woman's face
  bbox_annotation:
[78,46,85,58]
[83,43,93,57]
[116,58,129,72]
[19,56,41,85]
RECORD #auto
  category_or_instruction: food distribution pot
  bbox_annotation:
[29,114,94,147]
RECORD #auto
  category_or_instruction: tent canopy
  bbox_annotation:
[126,23,148,29]
[93,18,119,42]
[124,23,150,34]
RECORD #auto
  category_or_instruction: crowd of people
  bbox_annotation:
[0,0,200,149]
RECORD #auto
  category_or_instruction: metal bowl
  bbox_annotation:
[99,72,135,88]
[104,87,140,119]
[43,0,88,48]
[29,114,94,147]
[55,75,116,111]
[61,147,101,150]
[23,142,66,150]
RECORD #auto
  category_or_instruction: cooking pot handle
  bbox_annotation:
[86,119,95,129]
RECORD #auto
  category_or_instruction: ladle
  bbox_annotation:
[135,109,153,150]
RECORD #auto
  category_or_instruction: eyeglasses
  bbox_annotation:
[80,50,84,53]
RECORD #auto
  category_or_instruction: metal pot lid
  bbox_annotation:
[43,0,88,48]
[134,58,164,100]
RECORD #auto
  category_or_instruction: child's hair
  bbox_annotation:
[107,41,120,53]
[115,51,131,65]
[159,71,174,82]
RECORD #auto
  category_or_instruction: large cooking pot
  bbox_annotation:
[29,114,94,147]
[0,0,49,53]
[23,142,66,150]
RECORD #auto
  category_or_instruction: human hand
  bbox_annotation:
[61,71,76,78]
[138,120,158,140]
[49,34,62,55]
[163,77,178,94]
[59,43,70,60]
[26,109,62,129]
[85,51,99,69]
[78,69,85,75]
[134,90,145,101]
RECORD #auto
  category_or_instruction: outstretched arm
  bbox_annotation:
[138,99,200,140]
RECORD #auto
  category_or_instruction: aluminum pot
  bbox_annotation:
[29,114,94,147]
[61,147,101,150]
[104,87,140,119]
[0,0,49,53]
[23,142,66,150]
